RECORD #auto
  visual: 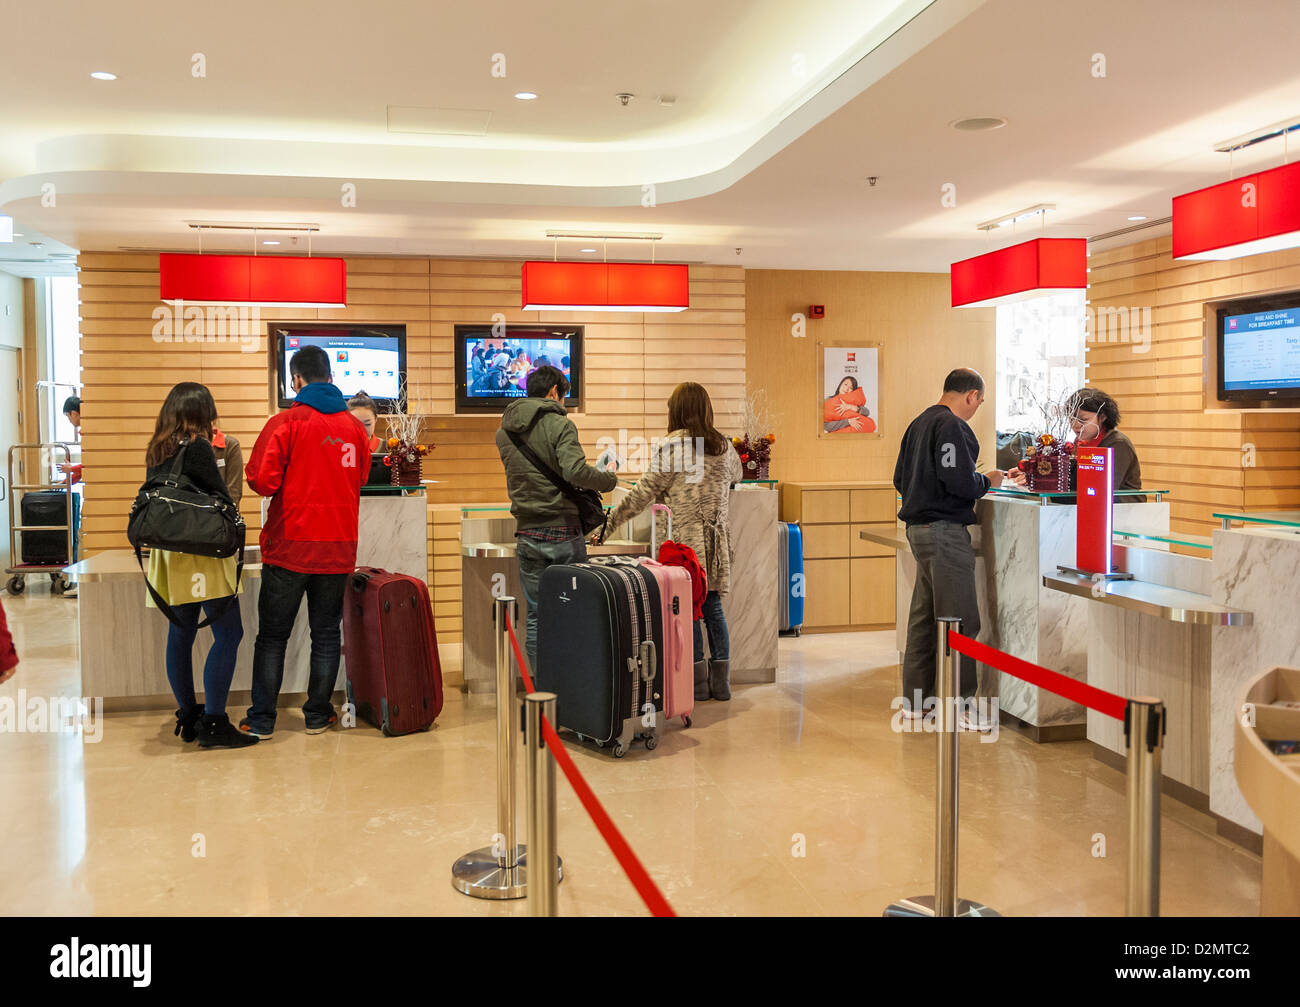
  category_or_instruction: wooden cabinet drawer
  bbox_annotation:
[803,558,851,627]
[802,523,850,559]
[851,489,896,523]
[802,490,850,524]
[850,556,895,626]
[851,523,896,557]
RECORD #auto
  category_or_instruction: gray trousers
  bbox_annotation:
[902,522,980,703]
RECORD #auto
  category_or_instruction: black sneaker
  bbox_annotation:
[237,717,273,739]
[173,704,205,743]
[198,714,259,749]
[304,714,338,735]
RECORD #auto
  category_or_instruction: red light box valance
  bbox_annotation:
[1172,160,1300,261]
[522,261,689,312]
[950,237,1087,308]
[160,253,347,308]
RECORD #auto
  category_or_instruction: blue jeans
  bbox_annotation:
[247,564,347,731]
[692,590,729,662]
[516,534,588,673]
[164,598,244,715]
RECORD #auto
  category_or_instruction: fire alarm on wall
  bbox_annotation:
[809,305,825,319]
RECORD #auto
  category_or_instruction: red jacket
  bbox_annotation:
[658,540,707,620]
[246,384,370,574]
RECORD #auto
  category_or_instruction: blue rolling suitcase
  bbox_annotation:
[779,521,804,636]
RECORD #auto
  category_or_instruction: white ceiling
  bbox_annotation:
[3,0,1300,273]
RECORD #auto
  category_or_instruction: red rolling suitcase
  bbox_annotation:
[342,567,444,736]
[637,558,694,728]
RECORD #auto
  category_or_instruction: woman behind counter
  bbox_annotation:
[603,382,743,703]
[1065,387,1143,495]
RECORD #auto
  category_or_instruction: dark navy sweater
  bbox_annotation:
[893,404,989,526]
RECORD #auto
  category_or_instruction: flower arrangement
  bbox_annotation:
[732,433,776,479]
[734,388,777,479]
[1015,388,1077,492]
[381,393,433,486]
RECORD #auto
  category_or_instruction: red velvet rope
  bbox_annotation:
[948,630,1126,721]
[505,613,677,918]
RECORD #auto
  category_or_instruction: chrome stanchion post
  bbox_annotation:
[452,596,528,899]
[1124,697,1164,917]
[885,617,1000,917]
[935,618,960,917]
[526,691,561,916]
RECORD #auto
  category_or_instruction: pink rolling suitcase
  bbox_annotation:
[638,506,693,729]
[636,557,694,728]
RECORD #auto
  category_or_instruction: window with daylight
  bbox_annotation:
[996,289,1087,436]
[46,275,81,444]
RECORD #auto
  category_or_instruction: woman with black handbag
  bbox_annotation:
[141,383,256,749]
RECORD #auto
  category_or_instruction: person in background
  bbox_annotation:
[495,365,619,671]
[143,382,255,749]
[560,355,570,378]
[348,390,383,453]
[210,421,244,506]
[241,345,370,739]
[470,346,487,389]
[1067,387,1142,496]
[603,382,743,702]
[0,597,18,685]
[58,395,83,485]
[893,368,1005,729]
[823,376,876,434]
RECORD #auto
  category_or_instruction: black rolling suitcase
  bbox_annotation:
[537,560,664,757]
[20,490,80,565]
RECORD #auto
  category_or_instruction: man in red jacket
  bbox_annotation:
[240,344,370,738]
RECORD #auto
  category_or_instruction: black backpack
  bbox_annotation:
[127,441,246,628]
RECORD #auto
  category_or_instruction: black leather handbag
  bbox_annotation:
[127,442,246,628]
[506,431,608,538]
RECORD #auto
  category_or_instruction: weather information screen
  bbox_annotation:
[1222,308,1300,391]
[282,333,402,400]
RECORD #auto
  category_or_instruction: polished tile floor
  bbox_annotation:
[0,588,1261,916]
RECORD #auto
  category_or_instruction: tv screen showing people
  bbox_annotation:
[455,325,582,412]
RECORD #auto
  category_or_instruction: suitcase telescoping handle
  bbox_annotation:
[650,504,672,558]
[350,567,390,592]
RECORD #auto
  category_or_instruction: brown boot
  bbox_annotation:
[708,660,731,702]
[694,660,711,702]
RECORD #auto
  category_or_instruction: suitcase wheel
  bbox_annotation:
[612,742,627,758]
[682,715,691,729]
[643,734,658,751]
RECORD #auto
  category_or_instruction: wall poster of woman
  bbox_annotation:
[819,344,880,437]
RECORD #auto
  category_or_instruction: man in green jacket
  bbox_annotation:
[495,365,619,669]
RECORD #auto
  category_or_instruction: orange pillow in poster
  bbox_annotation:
[824,386,877,433]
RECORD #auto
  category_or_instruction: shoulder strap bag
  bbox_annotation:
[127,442,246,629]
[505,430,608,538]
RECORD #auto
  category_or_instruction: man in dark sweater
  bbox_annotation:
[893,368,1004,722]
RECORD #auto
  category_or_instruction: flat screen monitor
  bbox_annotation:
[273,325,406,410]
[1217,292,1300,402]
[454,324,582,413]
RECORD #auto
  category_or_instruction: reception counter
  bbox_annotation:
[459,480,780,692]
[71,489,429,708]
[870,487,1170,738]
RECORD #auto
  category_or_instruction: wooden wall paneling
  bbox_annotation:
[1087,236,1300,536]
[77,254,744,647]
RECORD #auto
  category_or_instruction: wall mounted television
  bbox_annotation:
[272,324,406,411]
[1216,291,1300,402]
[454,324,583,413]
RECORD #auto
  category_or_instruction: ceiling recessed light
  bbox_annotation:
[580,248,597,253]
[90,71,117,81]
[262,240,281,245]
[514,91,538,101]
[1127,215,1147,221]
[949,116,1007,132]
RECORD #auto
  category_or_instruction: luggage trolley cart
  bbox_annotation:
[5,443,79,595]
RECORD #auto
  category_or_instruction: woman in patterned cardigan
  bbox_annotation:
[603,383,743,702]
